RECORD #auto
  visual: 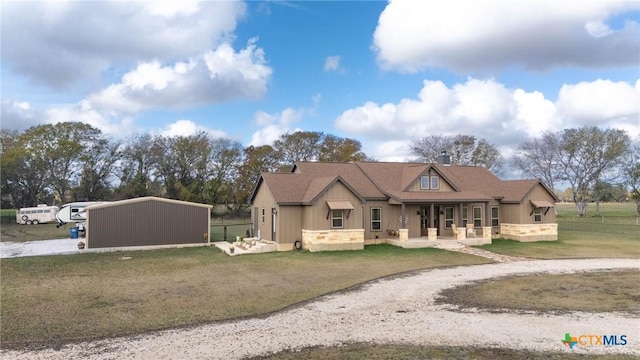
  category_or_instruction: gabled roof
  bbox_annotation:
[86,196,212,210]
[251,161,556,205]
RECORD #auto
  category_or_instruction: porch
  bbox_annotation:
[377,226,493,249]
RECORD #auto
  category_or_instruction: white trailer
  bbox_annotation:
[16,205,60,225]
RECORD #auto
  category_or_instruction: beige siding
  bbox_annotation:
[501,204,521,224]
[306,181,363,230]
[252,183,278,242]
[503,184,557,224]
[524,184,557,224]
[406,169,455,192]
[362,202,421,239]
[277,205,303,244]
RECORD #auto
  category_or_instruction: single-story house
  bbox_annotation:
[84,196,212,249]
[250,156,558,252]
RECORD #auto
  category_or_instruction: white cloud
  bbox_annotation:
[249,97,320,146]
[87,40,272,114]
[556,79,639,124]
[2,1,246,88]
[336,77,640,160]
[324,55,342,72]
[249,108,304,146]
[373,1,639,73]
[159,120,228,138]
[585,21,613,38]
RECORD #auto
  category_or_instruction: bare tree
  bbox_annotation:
[410,134,504,174]
[511,131,561,192]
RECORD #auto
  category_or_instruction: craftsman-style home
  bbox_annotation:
[250,155,558,251]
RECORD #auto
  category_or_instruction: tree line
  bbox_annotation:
[0,123,369,210]
[1,122,638,216]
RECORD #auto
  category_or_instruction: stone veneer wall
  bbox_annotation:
[499,223,558,242]
[302,229,364,252]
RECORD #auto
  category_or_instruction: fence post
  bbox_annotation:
[223,225,227,241]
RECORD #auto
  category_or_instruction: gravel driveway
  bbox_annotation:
[0,238,82,258]
[2,258,638,359]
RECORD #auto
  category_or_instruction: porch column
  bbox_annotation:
[400,203,406,228]
[430,203,434,229]
[458,204,463,226]
[484,202,490,225]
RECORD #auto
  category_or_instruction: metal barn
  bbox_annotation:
[85,197,212,249]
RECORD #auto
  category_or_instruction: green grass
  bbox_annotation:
[2,202,638,354]
[438,270,640,314]
[478,202,639,259]
[250,344,636,360]
[0,244,490,349]
[1,223,72,242]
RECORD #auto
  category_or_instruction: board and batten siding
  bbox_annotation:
[521,184,557,223]
[252,183,278,242]
[405,169,455,192]
[500,203,521,225]
[305,181,362,230]
[86,198,210,249]
[277,205,303,244]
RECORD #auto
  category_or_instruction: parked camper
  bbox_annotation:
[16,205,60,225]
[56,202,107,230]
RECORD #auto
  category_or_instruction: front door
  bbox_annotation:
[420,207,429,236]
[420,207,440,236]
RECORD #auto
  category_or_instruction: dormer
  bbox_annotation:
[405,165,457,192]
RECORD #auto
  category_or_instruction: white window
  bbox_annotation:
[462,207,468,227]
[430,176,440,189]
[491,207,499,227]
[331,210,344,229]
[444,207,454,229]
[533,208,542,223]
[473,207,482,227]
[420,176,429,189]
[371,208,381,231]
[421,175,440,189]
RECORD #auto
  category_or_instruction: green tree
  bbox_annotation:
[273,131,324,170]
[235,145,280,205]
[557,127,630,216]
[205,138,243,205]
[0,129,50,207]
[116,134,163,199]
[622,136,640,215]
[75,139,121,201]
[154,133,211,202]
[318,134,368,162]
[16,122,104,204]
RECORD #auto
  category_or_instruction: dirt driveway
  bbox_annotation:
[0,238,81,258]
[2,258,638,359]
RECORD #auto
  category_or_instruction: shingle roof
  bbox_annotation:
[253,161,549,205]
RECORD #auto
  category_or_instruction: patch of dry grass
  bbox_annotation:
[249,343,636,360]
[0,223,72,242]
[0,245,490,349]
[438,270,640,314]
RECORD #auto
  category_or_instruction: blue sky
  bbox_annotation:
[2,0,639,162]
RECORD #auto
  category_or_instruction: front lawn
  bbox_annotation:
[0,244,489,349]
